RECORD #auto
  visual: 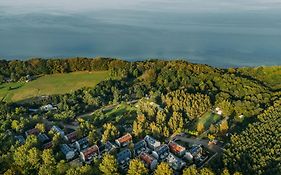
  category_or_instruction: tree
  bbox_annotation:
[168,111,184,134]
[127,159,148,175]
[216,100,233,117]
[221,168,230,175]
[132,114,146,138]
[219,119,229,134]
[101,123,119,143]
[197,122,205,134]
[27,147,41,169]
[183,165,198,175]
[4,169,15,175]
[42,149,55,166]
[11,120,24,132]
[35,123,45,133]
[99,153,119,175]
[88,130,98,145]
[154,162,173,175]
[199,168,215,175]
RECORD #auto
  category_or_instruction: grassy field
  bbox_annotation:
[91,103,137,125]
[0,71,109,102]
[197,112,221,130]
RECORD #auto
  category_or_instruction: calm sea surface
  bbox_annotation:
[1,3,281,67]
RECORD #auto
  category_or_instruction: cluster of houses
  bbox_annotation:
[16,125,207,173]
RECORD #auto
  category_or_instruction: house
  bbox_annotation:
[215,107,223,115]
[115,133,132,147]
[166,153,186,171]
[152,144,170,161]
[40,104,57,111]
[168,141,186,157]
[190,145,203,158]
[183,152,193,161]
[117,149,132,170]
[80,145,99,163]
[43,141,53,149]
[51,126,65,136]
[134,140,147,156]
[60,144,75,161]
[25,128,40,137]
[140,152,158,170]
[99,141,116,155]
[37,133,50,143]
[64,131,78,143]
[15,135,25,145]
[144,135,161,150]
[75,137,89,151]
[28,108,39,113]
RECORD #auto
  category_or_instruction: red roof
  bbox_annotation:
[140,152,154,165]
[66,131,77,142]
[43,142,52,149]
[116,133,132,144]
[82,145,99,160]
[168,141,186,154]
[25,128,40,136]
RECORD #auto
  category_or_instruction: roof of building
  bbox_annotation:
[15,135,25,144]
[134,140,147,150]
[25,128,40,136]
[60,144,73,155]
[140,152,155,165]
[190,145,202,155]
[38,133,50,143]
[77,137,89,145]
[116,133,132,144]
[43,141,52,149]
[52,126,64,135]
[144,135,160,147]
[169,141,186,154]
[117,149,131,164]
[99,141,115,153]
[81,145,99,159]
[155,144,169,155]
[167,153,186,170]
[65,131,77,142]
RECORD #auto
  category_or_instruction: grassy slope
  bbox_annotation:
[0,71,109,102]
[197,112,221,129]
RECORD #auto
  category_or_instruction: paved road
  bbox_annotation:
[173,136,224,154]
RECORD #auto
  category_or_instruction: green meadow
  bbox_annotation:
[0,71,109,102]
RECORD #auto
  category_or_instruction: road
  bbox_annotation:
[173,136,224,154]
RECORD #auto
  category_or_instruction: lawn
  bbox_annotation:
[0,71,109,102]
[91,103,137,125]
[197,112,221,130]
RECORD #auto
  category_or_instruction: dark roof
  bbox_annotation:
[77,137,89,145]
[38,133,50,143]
[52,126,64,135]
[15,135,25,145]
[134,140,147,151]
[190,145,202,155]
[117,149,131,164]
[155,144,169,155]
[60,144,73,155]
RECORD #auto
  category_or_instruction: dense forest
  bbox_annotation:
[0,58,280,175]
